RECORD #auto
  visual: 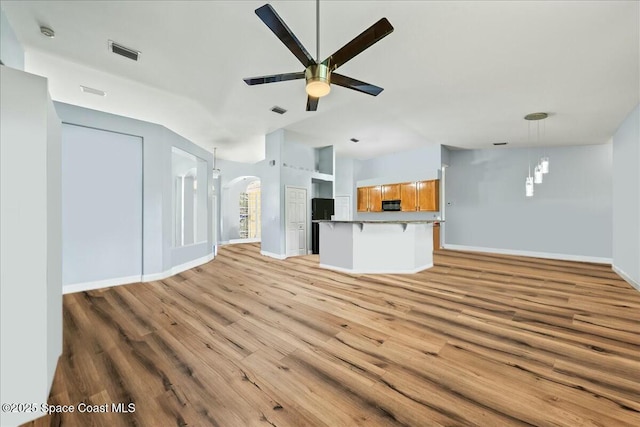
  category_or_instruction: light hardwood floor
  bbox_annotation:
[24,244,640,426]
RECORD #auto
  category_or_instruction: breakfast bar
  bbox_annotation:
[314,220,438,274]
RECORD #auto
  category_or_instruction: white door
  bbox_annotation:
[335,196,351,220]
[286,186,307,257]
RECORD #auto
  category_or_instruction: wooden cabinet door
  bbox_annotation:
[400,182,417,211]
[368,186,382,212]
[433,223,441,250]
[356,187,369,212]
[417,179,440,211]
[382,183,400,201]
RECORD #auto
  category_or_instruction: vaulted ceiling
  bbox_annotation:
[2,1,638,162]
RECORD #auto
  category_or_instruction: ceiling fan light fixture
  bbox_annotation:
[305,64,331,98]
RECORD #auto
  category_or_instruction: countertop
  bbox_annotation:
[312,220,443,224]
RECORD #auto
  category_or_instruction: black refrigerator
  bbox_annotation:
[311,198,334,254]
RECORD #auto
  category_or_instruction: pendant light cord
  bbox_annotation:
[537,120,540,158]
[528,121,531,176]
[543,118,546,158]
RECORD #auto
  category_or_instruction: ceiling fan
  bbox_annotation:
[243,1,394,111]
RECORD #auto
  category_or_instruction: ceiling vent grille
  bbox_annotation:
[271,106,287,115]
[109,40,140,61]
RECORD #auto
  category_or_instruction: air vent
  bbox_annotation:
[493,142,508,146]
[350,138,359,143]
[271,106,287,115]
[80,85,106,97]
[109,40,140,61]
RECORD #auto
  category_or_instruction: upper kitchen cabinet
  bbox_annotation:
[357,185,383,212]
[382,184,400,201]
[417,179,439,211]
[357,187,369,212]
[357,179,439,212]
[368,186,382,212]
[400,182,417,211]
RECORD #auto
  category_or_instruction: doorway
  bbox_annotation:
[285,186,307,257]
[239,180,261,240]
[223,176,261,243]
[334,195,352,220]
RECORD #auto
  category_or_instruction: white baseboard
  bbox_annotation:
[319,263,433,275]
[63,254,216,293]
[612,265,640,291]
[442,244,612,264]
[142,253,215,282]
[260,250,287,260]
[63,274,142,294]
[229,237,261,244]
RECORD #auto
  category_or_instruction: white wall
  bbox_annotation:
[356,144,442,183]
[45,96,63,392]
[61,124,143,291]
[258,129,336,257]
[445,143,613,262]
[54,102,214,281]
[612,104,640,289]
[261,130,285,256]
[1,66,62,427]
[0,7,24,70]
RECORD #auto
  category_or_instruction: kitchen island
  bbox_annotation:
[314,220,439,274]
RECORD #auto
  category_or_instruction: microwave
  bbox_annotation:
[382,200,401,211]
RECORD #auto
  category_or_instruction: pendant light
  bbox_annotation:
[525,176,534,197]
[540,119,549,173]
[534,164,543,184]
[524,112,549,194]
[525,125,534,197]
[540,156,549,174]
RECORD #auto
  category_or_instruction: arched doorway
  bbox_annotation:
[223,176,261,243]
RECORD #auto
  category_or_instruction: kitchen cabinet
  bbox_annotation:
[357,187,369,212]
[382,183,400,201]
[357,185,382,212]
[369,186,382,212]
[356,179,439,212]
[400,182,417,211]
[433,222,441,250]
[417,179,439,211]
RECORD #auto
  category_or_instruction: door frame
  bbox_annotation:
[285,185,308,257]
[334,195,351,221]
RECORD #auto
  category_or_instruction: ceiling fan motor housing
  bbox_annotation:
[305,63,331,97]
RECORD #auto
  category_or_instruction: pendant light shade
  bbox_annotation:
[534,165,543,184]
[540,156,549,174]
[525,176,534,197]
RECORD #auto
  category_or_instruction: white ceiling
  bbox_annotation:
[2,1,638,162]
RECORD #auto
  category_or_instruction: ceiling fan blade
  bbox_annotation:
[255,4,315,67]
[331,73,384,96]
[306,96,319,111]
[323,18,394,71]
[243,72,305,86]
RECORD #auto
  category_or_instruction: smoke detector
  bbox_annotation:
[40,26,55,38]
